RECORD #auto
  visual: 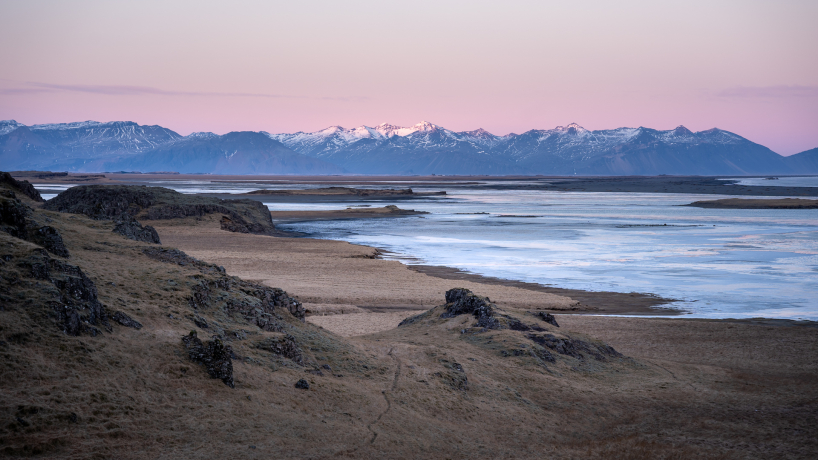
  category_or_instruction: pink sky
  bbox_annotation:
[1,0,816,155]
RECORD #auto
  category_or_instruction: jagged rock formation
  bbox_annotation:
[257,334,304,365]
[111,311,143,329]
[532,311,560,327]
[440,287,502,330]
[1,179,69,257]
[142,247,306,324]
[43,184,279,236]
[0,241,141,337]
[182,331,234,388]
[0,172,44,202]
[400,288,624,370]
[112,215,161,244]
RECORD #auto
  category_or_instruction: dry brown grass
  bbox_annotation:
[1,202,816,459]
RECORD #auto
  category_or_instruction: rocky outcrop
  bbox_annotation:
[294,379,310,390]
[441,288,501,330]
[43,185,155,219]
[0,240,143,337]
[182,331,234,388]
[143,247,306,324]
[220,215,263,234]
[11,247,108,336]
[44,185,278,236]
[532,311,560,327]
[142,247,224,272]
[256,334,304,365]
[1,172,44,202]
[113,215,161,244]
[0,191,29,238]
[111,311,143,329]
[0,190,69,257]
[27,225,70,257]
[528,333,622,362]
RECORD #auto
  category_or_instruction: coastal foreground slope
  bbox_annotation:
[1,181,817,459]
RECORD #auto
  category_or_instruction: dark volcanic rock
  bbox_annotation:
[532,311,559,327]
[1,191,70,257]
[527,333,620,361]
[182,331,234,388]
[221,215,254,233]
[144,246,306,325]
[44,185,279,235]
[442,288,502,330]
[7,248,108,336]
[0,193,30,238]
[43,185,155,219]
[111,311,143,329]
[28,225,70,257]
[1,172,44,202]
[256,334,304,365]
[142,247,222,271]
[113,215,161,244]
[294,379,310,390]
[527,334,583,359]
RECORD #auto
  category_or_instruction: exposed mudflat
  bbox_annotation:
[686,197,818,209]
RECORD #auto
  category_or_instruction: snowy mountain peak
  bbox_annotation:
[412,121,439,131]
[555,123,589,134]
[0,120,24,136]
[461,128,496,139]
[319,125,345,135]
[673,125,693,136]
[186,132,218,139]
[373,121,440,138]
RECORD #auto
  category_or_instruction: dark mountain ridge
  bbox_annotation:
[1,119,814,175]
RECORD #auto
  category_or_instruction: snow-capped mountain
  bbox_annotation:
[0,120,25,136]
[29,120,182,158]
[267,121,790,175]
[0,120,340,174]
[0,119,810,175]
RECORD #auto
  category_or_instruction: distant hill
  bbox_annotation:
[98,131,344,175]
[784,147,818,173]
[1,119,815,175]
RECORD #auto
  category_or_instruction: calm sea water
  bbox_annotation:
[37,179,818,320]
[274,188,818,320]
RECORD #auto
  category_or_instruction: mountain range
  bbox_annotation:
[1,119,816,176]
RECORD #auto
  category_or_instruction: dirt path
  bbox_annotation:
[367,347,402,444]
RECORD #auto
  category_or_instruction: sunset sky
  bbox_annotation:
[1,0,816,155]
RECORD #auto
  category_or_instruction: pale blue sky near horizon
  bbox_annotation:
[0,0,816,154]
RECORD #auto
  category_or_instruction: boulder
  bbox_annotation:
[441,288,501,330]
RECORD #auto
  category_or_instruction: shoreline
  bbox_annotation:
[406,264,683,316]
[13,171,818,197]
[267,208,684,316]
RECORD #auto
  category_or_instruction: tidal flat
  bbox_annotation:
[1,172,817,458]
